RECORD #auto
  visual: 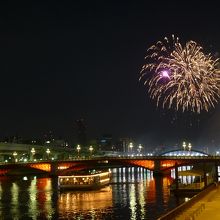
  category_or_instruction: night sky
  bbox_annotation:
[1,1,220,148]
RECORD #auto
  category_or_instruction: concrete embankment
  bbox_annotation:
[157,183,218,220]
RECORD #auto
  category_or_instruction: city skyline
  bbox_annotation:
[1,1,220,148]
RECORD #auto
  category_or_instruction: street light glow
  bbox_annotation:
[89,145,93,158]
[182,141,186,151]
[76,145,81,158]
[31,148,35,155]
[188,143,192,151]
[129,142,133,153]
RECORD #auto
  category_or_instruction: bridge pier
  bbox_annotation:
[50,162,58,176]
[153,160,168,176]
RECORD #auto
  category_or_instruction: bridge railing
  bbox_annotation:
[1,155,220,165]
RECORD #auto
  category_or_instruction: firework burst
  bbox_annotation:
[140,35,220,113]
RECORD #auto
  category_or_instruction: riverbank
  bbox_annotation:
[157,183,218,220]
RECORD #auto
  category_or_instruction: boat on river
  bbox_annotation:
[58,169,111,190]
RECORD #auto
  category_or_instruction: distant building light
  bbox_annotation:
[46,141,50,144]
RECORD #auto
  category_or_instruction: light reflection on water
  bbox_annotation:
[0,168,183,219]
[59,186,113,219]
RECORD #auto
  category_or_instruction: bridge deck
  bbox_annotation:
[175,183,220,220]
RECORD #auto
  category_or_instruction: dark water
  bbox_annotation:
[0,167,185,220]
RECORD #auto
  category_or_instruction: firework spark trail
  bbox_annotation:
[140,35,220,113]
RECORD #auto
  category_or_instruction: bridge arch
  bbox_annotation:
[57,159,155,175]
[160,149,209,157]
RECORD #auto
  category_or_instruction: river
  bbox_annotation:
[0,167,186,219]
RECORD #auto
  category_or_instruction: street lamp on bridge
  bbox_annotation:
[13,151,18,162]
[182,141,186,151]
[129,142,133,154]
[31,148,36,161]
[76,145,81,158]
[46,148,50,160]
[138,144,142,155]
[188,143,192,151]
[89,145,93,158]
[182,141,192,151]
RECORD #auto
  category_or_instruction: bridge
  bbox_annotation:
[0,155,220,179]
[1,144,219,187]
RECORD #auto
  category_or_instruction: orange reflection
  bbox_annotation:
[146,178,156,203]
[162,176,171,204]
[36,178,50,207]
[58,186,112,213]
[145,176,172,206]
[36,178,52,219]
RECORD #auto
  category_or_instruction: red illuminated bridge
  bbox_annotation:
[0,155,220,178]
